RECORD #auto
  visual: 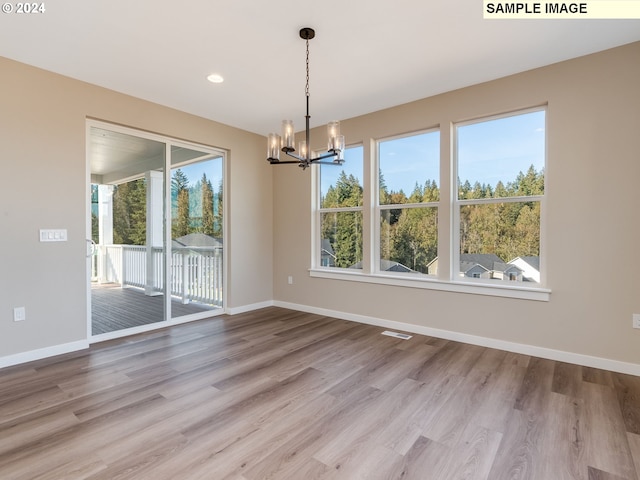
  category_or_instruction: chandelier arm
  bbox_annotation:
[269,160,303,165]
[283,150,306,162]
[310,160,345,166]
[313,151,343,162]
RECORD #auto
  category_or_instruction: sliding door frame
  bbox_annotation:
[86,119,228,343]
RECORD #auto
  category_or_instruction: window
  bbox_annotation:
[455,109,545,285]
[311,107,548,300]
[318,146,364,269]
[377,131,439,275]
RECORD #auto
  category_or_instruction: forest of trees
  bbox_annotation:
[321,165,544,274]
[170,169,223,240]
[92,169,223,245]
[94,164,541,275]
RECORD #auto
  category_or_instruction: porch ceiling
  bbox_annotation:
[89,127,218,185]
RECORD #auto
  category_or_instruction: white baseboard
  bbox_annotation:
[274,301,640,377]
[0,340,89,369]
[0,301,272,369]
[4,302,638,377]
[227,300,275,316]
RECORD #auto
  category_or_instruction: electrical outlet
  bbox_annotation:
[633,314,640,329]
[287,276,293,285]
[13,307,26,322]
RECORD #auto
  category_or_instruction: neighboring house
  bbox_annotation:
[321,239,336,267]
[491,262,524,282]
[459,253,504,271]
[429,254,504,278]
[172,233,223,250]
[509,256,540,283]
[349,259,414,273]
[459,254,523,281]
[429,253,524,281]
[380,259,414,273]
[426,257,439,276]
[459,261,491,279]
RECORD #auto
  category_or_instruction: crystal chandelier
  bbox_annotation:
[267,28,345,170]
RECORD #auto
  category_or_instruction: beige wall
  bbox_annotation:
[0,57,272,358]
[273,42,640,367]
[2,42,639,369]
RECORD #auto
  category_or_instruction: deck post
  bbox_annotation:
[145,171,164,296]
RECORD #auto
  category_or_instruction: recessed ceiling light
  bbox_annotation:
[207,73,224,84]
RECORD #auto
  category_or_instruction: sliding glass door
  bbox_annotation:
[87,122,225,338]
[170,145,224,322]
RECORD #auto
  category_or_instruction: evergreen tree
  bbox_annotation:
[379,169,390,205]
[321,170,363,267]
[322,164,543,273]
[201,173,214,236]
[112,179,147,245]
[494,181,508,198]
[391,207,437,272]
[424,180,439,202]
[174,189,190,238]
[171,169,190,238]
[91,213,99,244]
[214,178,223,237]
[459,179,472,199]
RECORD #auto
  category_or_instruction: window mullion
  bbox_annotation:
[457,195,543,206]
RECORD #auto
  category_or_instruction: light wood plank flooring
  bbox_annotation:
[1,307,639,479]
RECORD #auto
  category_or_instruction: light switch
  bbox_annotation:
[40,229,68,242]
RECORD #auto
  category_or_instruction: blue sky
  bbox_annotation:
[379,131,440,193]
[320,146,364,199]
[457,110,545,188]
[172,156,224,190]
[321,109,545,196]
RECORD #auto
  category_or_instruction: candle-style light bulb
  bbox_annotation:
[298,140,308,160]
[282,120,295,152]
[327,121,341,151]
[267,133,281,161]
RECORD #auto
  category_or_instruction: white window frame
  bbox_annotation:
[310,106,550,302]
[452,107,546,290]
[374,129,440,278]
[312,144,364,271]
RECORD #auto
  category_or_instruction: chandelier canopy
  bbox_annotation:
[267,28,345,170]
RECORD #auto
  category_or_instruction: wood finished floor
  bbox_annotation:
[1,307,639,479]
[91,283,217,335]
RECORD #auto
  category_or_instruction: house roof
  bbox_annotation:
[493,262,523,274]
[350,259,414,273]
[511,256,540,271]
[172,233,222,249]
[460,261,490,274]
[460,254,505,271]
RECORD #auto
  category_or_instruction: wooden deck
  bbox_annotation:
[91,283,218,335]
[1,306,639,479]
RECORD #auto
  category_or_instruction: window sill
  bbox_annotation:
[308,268,551,302]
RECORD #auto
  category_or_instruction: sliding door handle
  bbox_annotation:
[86,239,97,258]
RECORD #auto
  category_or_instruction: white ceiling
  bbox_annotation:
[1,0,639,136]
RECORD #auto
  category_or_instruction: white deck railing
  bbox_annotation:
[92,244,223,307]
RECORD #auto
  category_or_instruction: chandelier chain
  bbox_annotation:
[305,38,310,98]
